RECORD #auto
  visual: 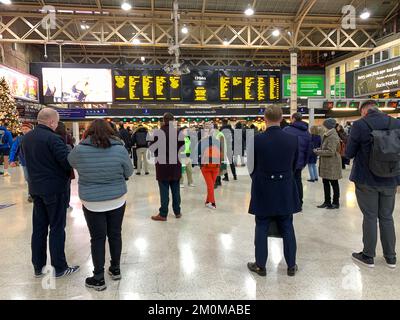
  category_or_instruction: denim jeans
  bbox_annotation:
[307,163,318,181]
[158,180,181,217]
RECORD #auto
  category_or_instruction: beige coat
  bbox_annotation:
[315,129,343,180]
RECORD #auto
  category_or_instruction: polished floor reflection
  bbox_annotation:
[0,165,399,300]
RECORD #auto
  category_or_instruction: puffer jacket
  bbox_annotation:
[315,129,342,180]
[283,121,311,169]
[68,137,134,202]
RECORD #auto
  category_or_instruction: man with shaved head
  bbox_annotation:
[22,108,79,278]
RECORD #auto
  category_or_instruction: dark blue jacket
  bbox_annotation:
[22,124,71,195]
[345,109,400,187]
[283,121,311,169]
[248,126,301,216]
[9,135,26,166]
[308,134,322,164]
[0,126,13,150]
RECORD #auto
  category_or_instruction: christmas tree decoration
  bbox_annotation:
[0,77,21,134]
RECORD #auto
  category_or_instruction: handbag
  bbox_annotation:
[268,218,282,238]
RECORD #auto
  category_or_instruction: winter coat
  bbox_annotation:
[132,127,149,148]
[315,129,342,180]
[68,137,134,202]
[345,109,400,187]
[283,121,311,169]
[308,134,322,164]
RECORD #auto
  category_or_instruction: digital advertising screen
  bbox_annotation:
[42,68,112,103]
[283,74,325,98]
[354,58,400,97]
[0,64,39,102]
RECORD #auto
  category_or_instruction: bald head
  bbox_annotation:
[37,108,60,131]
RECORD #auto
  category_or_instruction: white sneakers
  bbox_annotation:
[205,202,216,210]
[2,172,10,177]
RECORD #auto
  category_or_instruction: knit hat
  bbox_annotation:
[323,118,336,130]
[21,122,33,129]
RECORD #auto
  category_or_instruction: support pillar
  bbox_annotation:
[72,122,80,144]
[289,48,299,115]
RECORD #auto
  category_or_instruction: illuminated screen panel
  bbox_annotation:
[113,73,129,102]
[43,67,113,103]
[128,74,142,101]
[257,76,267,102]
[269,73,281,102]
[142,74,155,101]
[336,101,347,108]
[244,75,257,101]
[349,101,360,109]
[220,76,231,101]
[155,73,168,101]
[232,75,244,101]
[169,76,181,101]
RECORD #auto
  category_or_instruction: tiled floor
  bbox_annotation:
[0,165,399,300]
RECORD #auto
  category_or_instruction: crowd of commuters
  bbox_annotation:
[0,99,397,291]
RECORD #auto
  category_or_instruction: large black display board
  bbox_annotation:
[112,69,281,103]
[354,58,400,97]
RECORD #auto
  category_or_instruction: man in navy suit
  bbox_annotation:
[247,105,301,277]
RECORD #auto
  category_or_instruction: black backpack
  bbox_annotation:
[363,116,400,178]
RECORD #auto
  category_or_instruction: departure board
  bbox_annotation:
[268,73,280,101]
[129,75,141,100]
[232,76,244,101]
[244,75,257,101]
[112,69,281,103]
[113,73,129,102]
[169,76,181,101]
[142,75,155,101]
[220,76,231,101]
[155,74,167,101]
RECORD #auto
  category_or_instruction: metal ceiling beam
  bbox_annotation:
[95,0,102,11]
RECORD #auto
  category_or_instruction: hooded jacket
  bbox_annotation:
[283,121,311,170]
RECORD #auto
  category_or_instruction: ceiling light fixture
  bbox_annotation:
[140,56,145,62]
[359,8,370,20]
[244,4,254,16]
[222,38,229,46]
[0,0,12,4]
[121,2,132,11]
[132,38,141,45]
[272,29,280,37]
[181,24,189,34]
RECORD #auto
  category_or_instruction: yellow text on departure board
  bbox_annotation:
[170,76,180,89]
[194,87,207,101]
[142,76,154,100]
[156,76,167,100]
[115,76,126,89]
[129,76,140,100]
[245,76,256,100]
[269,76,280,101]
[220,76,230,100]
[233,77,242,86]
[257,77,266,101]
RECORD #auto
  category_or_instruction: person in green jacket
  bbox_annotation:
[180,127,195,188]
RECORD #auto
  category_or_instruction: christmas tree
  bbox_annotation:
[0,77,21,134]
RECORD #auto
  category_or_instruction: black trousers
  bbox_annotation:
[83,203,125,279]
[255,215,297,269]
[132,147,138,168]
[31,192,69,274]
[224,156,237,179]
[323,179,340,205]
[294,169,303,207]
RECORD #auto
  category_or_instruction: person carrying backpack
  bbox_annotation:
[346,100,400,269]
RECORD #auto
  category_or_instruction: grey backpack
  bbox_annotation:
[363,116,400,178]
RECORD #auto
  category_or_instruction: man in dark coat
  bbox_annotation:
[283,112,311,208]
[132,125,150,175]
[345,100,400,268]
[247,105,301,277]
[22,108,79,278]
[149,113,184,221]
[119,123,132,154]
